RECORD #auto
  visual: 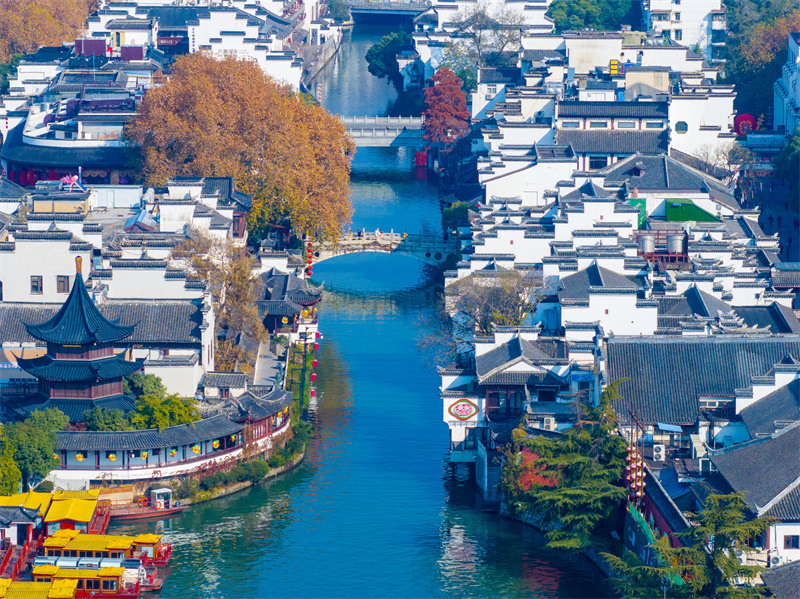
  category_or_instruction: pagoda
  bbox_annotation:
[17,257,144,421]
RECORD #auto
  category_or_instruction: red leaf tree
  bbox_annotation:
[422,68,470,150]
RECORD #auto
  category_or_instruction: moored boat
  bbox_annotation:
[109,488,185,522]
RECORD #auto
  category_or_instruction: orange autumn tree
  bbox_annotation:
[124,53,354,242]
[422,67,470,151]
[0,0,94,62]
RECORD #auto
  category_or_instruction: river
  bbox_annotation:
[111,25,611,598]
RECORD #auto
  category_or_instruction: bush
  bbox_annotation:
[35,480,53,493]
[173,478,198,500]
[268,453,287,469]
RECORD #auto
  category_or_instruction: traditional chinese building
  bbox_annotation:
[16,257,144,421]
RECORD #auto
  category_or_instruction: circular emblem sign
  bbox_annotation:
[448,398,479,421]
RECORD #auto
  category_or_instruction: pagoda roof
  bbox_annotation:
[23,273,135,345]
[17,353,144,382]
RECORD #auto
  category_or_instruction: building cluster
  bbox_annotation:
[0,488,174,597]
[435,6,800,587]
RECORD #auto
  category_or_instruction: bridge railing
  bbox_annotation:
[348,1,431,11]
[339,116,424,127]
[330,231,456,246]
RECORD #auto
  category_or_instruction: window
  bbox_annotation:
[674,29,682,40]
[673,12,680,21]
[675,121,688,134]
[785,535,800,549]
[617,121,636,128]
[561,120,580,128]
[486,84,497,98]
[31,276,42,294]
[646,121,665,128]
[589,120,608,128]
[589,156,608,169]
[57,275,70,294]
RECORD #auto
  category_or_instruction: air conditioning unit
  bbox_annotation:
[536,110,545,116]
[653,444,666,462]
[771,556,783,567]
[543,417,556,431]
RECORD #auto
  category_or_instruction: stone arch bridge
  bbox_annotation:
[308,231,458,267]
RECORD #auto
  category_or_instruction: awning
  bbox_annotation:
[657,422,683,433]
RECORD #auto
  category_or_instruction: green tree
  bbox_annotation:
[123,372,166,400]
[442,201,470,231]
[5,408,68,490]
[131,394,201,431]
[82,407,134,432]
[365,32,411,84]
[546,0,639,33]
[0,53,22,95]
[604,493,770,598]
[0,431,22,494]
[501,380,629,550]
[325,0,350,23]
[440,43,478,94]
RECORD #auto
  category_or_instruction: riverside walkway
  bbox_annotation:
[310,231,458,266]
[339,116,424,147]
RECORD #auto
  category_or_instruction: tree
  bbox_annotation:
[124,53,354,243]
[0,53,22,95]
[442,201,471,232]
[325,0,350,23]
[423,68,470,149]
[448,270,536,336]
[82,407,134,432]
[726,10,800,116]
[5,408,68,490]
[130,394,201,431]
[451,1,526,68]
[546,0,639,33]
[0,0,94,63]
[0,430,21,494]
[365,32,411,83]
[691,141,754,183]
[440,43,478,94]
[171,232,265,372]
[501,380,629,550]
[604,493,770,598]
[123,372,166,400]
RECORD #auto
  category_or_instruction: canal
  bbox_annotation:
[112,25,610,598]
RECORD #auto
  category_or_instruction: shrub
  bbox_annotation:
[268,453,287,469]
[35,480,54,492]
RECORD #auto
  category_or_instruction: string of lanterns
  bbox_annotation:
[625,444,646,507]
[306,241,313,277]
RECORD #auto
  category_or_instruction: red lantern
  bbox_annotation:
[312,359,318,367]
[310,389,316,397]
[314,342,319,350]
[315,331,321,338]
[307,241,313,248]
[311,373,317,382]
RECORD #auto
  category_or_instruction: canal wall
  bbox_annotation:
[301,33,342,93]
[178,449,306,507]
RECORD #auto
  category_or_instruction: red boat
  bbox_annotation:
[109,488,185,522]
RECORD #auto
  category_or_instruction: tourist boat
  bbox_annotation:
[43,529,172,567]
[34,555,163,592]
[109,488,186,522]
[32,563,139,598]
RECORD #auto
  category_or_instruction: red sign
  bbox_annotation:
[448,399,479,421]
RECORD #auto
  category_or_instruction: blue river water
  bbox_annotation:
[110,25,611,598]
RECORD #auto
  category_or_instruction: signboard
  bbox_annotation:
[448,398,479,421]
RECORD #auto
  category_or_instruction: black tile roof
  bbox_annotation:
[0,176,26,199]
[17,353,144,382]
[1,123,129,169]
[710,422,800,517]
[607,336,800,425]
[212,387,292,422]
[43,395,137,422]
[100,300,203,346]
[0,505,38,527]
[761,554,800,599]
[57,414,243,451]
[734,303,800,334]
[204,372,247,389]
[600,154,737,207]
[558,101,668,118]
[656,287,733,328]
[476,336,568,382]
[740,380,800,438]
[558,262,640,302]
[557,129,668,155]
[23,274,135,345]
[559,180,615,200]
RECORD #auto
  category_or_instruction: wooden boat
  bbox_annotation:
[109,487,185,522]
